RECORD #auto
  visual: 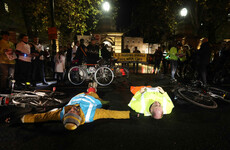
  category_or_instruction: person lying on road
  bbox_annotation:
[13,82,130,130]
[129,86,174,119]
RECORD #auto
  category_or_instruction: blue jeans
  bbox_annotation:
[170,60,178,79]
[0,64,15,90]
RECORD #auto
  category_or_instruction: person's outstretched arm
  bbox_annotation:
[21,109,61,123]
[93,109,130,121]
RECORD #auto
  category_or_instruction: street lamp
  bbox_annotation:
[102,1,110,12]
[180,8,188,17]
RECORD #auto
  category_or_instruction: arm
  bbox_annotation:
[93,109,130,121]
[21,109,61,123]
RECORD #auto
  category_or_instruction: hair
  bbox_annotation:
[19,34,28,40]
[1,31,9,36]
[80,39,84,44]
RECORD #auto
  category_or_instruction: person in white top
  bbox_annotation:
[15,34,32,84]
[54,47,66,84]
[30,36,49,86]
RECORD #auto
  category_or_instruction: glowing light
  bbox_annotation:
[180,8,188,17]
[102,2,110,12]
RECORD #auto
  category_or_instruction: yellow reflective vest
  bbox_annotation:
[128,87,174,116]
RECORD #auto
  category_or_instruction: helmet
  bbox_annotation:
[63,112,82,130]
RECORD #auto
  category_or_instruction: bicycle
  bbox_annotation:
[110,58,129,79]
[176,80,230,109]
[68,62,114,86]
[99,58,129,80]
[0,80,65,112]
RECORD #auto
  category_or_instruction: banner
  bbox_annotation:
[113,53,147,63]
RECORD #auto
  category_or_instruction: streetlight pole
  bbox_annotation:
[50,0,56,54]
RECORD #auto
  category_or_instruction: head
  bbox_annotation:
[80,39,84,45]
[150,101,163,119]
[20,34,29,43]
[33,36,39,44]
[63,106,82,130]
[91,37,96,45]
[1,31,10,41]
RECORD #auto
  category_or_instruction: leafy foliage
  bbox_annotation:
[130,0,182,43]
[20,0,105,42]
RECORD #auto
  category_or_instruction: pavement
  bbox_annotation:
[1,72,230,150]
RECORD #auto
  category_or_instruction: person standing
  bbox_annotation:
[86,37,100,64]
[15,34,32,86]
[101,43,111,61]
[72,41,79,61]
[30,36,49,86]
[0,31,16,93]
[169,42,180,82]
[75,39,87,65]
[154,47,163,75]
[197,38,211,86]
[162,46,169,74]
[54,47,66,84]
[66,43,73,69]
[133,47,140,74]
[122,45,130,68]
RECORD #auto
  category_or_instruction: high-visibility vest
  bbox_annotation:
[60,93,102,123]
[128,87,174,116]
[169,47,178,61]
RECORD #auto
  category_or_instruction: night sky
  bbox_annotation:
[116,0,134,30]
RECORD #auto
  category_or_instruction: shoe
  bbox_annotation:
[170,78,177,83]
[88,82,93,88]
[42,82,49,85]
[92,82,98,89]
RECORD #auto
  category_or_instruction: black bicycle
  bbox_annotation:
[176,81,230,109]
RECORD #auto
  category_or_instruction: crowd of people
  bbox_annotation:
[0,31,114,93]
[0,31,50,93]
[152,39,230,86]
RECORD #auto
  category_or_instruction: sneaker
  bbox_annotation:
[88,82,93,88]
[170,78,177,83]
[92,82,98,89]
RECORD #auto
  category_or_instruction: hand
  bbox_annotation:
[140,87,146,94]
[157,86,165,94]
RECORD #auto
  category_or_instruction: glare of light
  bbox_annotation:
[4,3,9,12]
[102,2,110,12]
[180,8,188,17]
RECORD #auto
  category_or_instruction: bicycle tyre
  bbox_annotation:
[178,87,217,109]
[12,97,63,112]
[207,87,230,103]
[94,66,114,86]
[68,66,86,85]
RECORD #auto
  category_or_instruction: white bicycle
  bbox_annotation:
[68,63,114,86]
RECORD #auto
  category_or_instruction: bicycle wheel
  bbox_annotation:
[207,87,230,103]
[68,66,86,85]
[178,87,217,109]
[94,66,114,86]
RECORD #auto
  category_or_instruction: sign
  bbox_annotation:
[113,53,147,63]
[48,27,57,40]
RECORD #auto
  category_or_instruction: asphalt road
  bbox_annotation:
[1,73,230,150]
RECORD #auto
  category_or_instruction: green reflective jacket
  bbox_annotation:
[128,87,174,116]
